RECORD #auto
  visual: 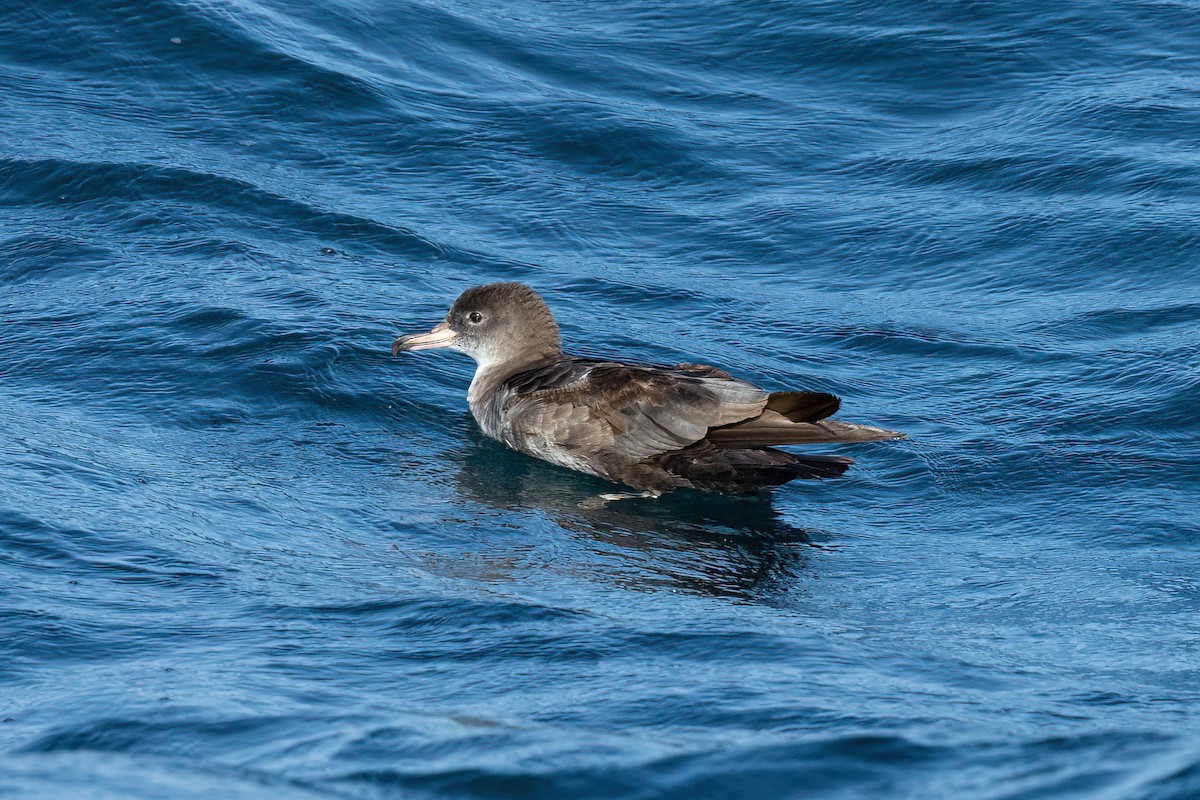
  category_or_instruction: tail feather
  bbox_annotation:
[779,453,855,480]
[653,444,853,494]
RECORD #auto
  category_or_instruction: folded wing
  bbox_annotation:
[504,359,903,472]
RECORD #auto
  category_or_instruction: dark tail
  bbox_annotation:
[655,443,853,494]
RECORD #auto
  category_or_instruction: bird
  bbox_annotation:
[391,282,904,498]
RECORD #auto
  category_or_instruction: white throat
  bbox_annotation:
[466,355,502,409]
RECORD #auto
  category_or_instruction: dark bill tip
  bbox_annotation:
[390,322,457,356]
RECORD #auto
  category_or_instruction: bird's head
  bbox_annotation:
[392,282,563,369]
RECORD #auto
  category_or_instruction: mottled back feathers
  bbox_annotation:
[481,356,900,493]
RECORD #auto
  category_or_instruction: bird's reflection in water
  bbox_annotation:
[448,428,829,601]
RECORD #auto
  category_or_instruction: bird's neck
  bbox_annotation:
[467,349,561,432]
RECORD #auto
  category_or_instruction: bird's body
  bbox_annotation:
[393,283,904,496]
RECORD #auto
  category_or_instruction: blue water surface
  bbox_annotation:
[2,0,1199,797]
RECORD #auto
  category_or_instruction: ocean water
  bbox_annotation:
[2,0,1199,797]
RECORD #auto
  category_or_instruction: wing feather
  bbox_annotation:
[707,409,906,446]
[497,358,902,476]
[503,360,768,464]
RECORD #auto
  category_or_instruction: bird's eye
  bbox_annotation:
[468,311,483,324]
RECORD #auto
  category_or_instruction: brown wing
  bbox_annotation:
[504,361,769,464]
[502,359,904,470]
[585,364,768,461]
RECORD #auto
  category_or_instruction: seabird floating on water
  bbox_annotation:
[392,282,904,498]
